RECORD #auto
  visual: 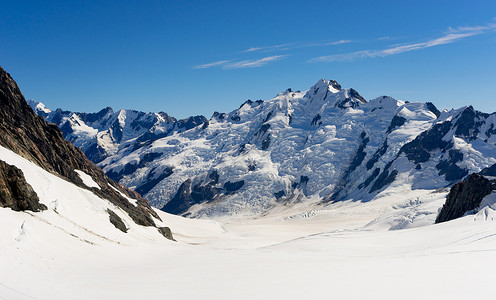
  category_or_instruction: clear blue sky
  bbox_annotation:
[1,0,495,118]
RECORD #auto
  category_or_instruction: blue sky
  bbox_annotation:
[1,0,495,118]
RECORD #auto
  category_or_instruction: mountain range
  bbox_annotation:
[4,65,496,298]
[29,78,496,218]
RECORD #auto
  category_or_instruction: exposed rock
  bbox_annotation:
[0,160,47,212]
[479,163,496,176]
[135,167,173,196]
[349,88,367,103]
[161,179,193,215]
[311,114,322,126]
[358,168,380,190]
[261,135,271,150]
[426,102,441,118]
[436,149,468,181]
[177,115,208,130]
[386,115,407,134]
[399,121,452,164]
[366,140,388,170]
[328,80,342,91]
[224,180,244,193]
[369,169,398,193]
[274,190,286,199]
[0,66,160,227]
[436,173,494,223]
[107,209,128,233]
[157,226,174,241]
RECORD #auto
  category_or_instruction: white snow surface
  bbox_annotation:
[2,144,496,299]
[75,169,100,189]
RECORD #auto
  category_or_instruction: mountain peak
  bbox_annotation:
[311,78,342,93]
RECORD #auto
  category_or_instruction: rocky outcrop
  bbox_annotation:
[0,160,47,212]
[0,66,161,228]
[158,226,174,241]
[107,209,128,233]
[435,173,495,223]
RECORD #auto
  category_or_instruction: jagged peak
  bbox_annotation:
[27,99,52,114]
[308,78,342,95]
[348,88,366,103]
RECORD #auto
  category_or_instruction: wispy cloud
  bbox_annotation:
[194,55,288,70]
[194,60,231,69]
[310,21,496,63]
[223,55,288,69]
[242,40,352,53]
[447,22,496,33]
[242,44,293,53]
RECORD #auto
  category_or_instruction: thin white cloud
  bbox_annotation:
[310,21,496,63]
[448,22,496,33]
[242,44,293,53]
[223,55,288,69]
[321,39,352,46]
[193,60,231,69]
[242,40,352,53]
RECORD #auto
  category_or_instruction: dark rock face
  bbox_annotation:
[162,175,246,215]
[311,114,322,126]
[369,169,398,193]
[0,66,160,227]
[157,226,174,241]
[261,135,271,150]
[224,180,244,193]
[386,115,407,134]
[107,209,128,233]
[135,167,173,196]
[436,149,468,181]
[436,173,494,223]
[358,167,380,190]
[161,179,193,215]
[0,160,47,212]
[426,102,441,118]
[177,115,208,130]
[480,163,496,176]
[274,190,286,199]
[400,121,452,164]
[328,80,342,91]
[349,88,367,103]
[366,140,388,170]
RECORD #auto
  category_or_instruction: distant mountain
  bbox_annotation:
[28,99,207,164]
[0,66,173,240]
[32,79,496,218]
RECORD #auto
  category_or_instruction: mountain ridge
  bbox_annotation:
[0,66,173,235]
[30,78,496,219]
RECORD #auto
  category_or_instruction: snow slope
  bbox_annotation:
[2,153,496,299]
[3,133,496,299]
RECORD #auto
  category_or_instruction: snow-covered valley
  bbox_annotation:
[2,144,496,299]
[2,152,496,300]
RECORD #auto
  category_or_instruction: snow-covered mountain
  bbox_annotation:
[28,99,207,163]
[0,66,174,242]
[5,66,496,299]
[32,79,496,218]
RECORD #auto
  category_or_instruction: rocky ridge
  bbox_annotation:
[0,66,173,237]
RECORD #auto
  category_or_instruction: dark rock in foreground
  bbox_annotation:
[0,160,47,212]
[436,173,494,223]
[0,65,164,231]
